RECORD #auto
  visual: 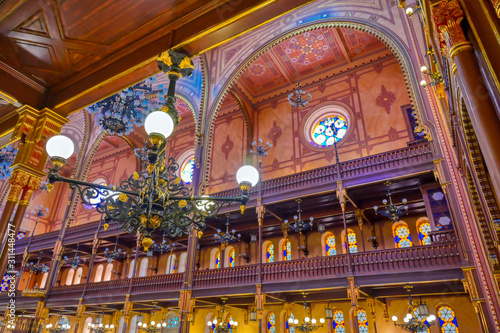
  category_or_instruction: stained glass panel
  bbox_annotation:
[346,230,358,253]
[16,232,26,240]
[357,309,368,333]
[326,234,337,256]
[181,158,195,184]
[394,224,413,248]
[412,307,430,333]
[267,312,276,333]
[1,274,11,292]
[286,313,295,333]
[418,221,432,246]
[166,317,179,328]
[438,306,459,333]
[266,243,274,263]
[215,250,221,269]
[283,239,292,261]
[229,248,235,267]
[332,310,345,333]
[312,115,348,147]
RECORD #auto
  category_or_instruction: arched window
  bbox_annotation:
[117,317,124,333]
[393,222,413,248]
[266,312,276,333]
[437,305,459,333]
[164,312,180,332]
[103,263,113,281]
[83,317,93,333]
[129,315,137,333]
[324,233,337,256]
[138,258,149,277]
[412,306,430,333]
[285,313,295,333]
[225,246,236,268]
[282,239,292,261]
[73,267,83,285]
[265,242,275,263]
[215,250,221,269]
[40,272,48,289]
[181,158,195,184]
[357,309,368,333]
[94,264,104,282]
[209,248,221,269]
[127,259,136,278]
[417,219,432,245]
[178,252,187,273]
[66,268,75,286]
[166,254,177,274]
[343,229,358,254]
[332,309,345,333]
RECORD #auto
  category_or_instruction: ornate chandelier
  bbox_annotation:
[284,199,314,233]
[287,83,312,108]
[45,51,260,251]
[63,244,81,269]
[0,145,17,180]
[104,237,123,263]
[88,312,114,333]
[147,233,175,257]
[373,181,408,222]
[391,285,436,332]
[87,77,169,136]
[46,315,71,333]
[207,298,238,333]
[288,293,325,332]
[214,214,241,249]
[137,303,167,333]
[26,252,48,274]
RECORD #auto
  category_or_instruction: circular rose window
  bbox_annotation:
[311,115,348,147]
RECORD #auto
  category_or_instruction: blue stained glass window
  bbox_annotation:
[345,230,358,253]
[332,310,345,333]
[412,307,430,333]
[166,317,179,328]
[326,234,336,256]
[229,248,235,267]
[394,223,413,248]
[283,239,291,261]
[266,243,274,263]
[16,232,26,240]
[267,312,275,333]
[181,158,195,184]
[357,309,368,333]
[418,221,432,245]
[215,250,221,269]
[438,306,459,333]
[312,115,348,147]
[286,313,295,333]
[1,274,11,292]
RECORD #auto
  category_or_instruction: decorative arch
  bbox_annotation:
[83,317,93,333]
[416,217,432,246]
[164,311,180,331]
[205,313,216,333]
[341,229,358,254]
[201,20,435,186]
[138,258,149,277]
[117,317,124,333]
[224,246,236,268]
[262,241,275,263]
[103,263,113,281]
[178,252,188,273]
[65,268,75,286]
[392,221,413,248]
[278,238,292,261]
[128,259,136,278]
[94,264,104,282]
[321,232,337,256]
[73,267,83,285]
[436,304,459,332]
[166,254,177,274]
[209,248,221,269]
[129,315,138,333]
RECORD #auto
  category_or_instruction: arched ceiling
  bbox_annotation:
[233,27,390,104]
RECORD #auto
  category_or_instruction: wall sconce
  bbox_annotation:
[420,64,442,88]
[405,5,421,16]
[298,245,309,257]
[250,233,258,243]
[249,309,257,322]
[325,302,333,320]
[239,252,251,263]
[367,236,379,249]
[317,221,326,234]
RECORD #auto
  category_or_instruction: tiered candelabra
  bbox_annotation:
[373,181,408,222]
[88,312,114,333]
[104,237,123,263]
[46,315,71,333]
[207,298,238,333]
[391,285,436,332]
[288,83,312,108]
[288,293,325,332]
[64,244,82,269]
[26,252,48,274]
[215,214,241,249]
[284,199,314,233]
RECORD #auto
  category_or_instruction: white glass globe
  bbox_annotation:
[105,325,109,328]
[230,320,234,326]
[294,319,299,325]
[406,313,412,319]
[288,318,294,324]
[142,324,147,328]
[236,165,259,187]
[213,319,217,325]
[98,323,103,327]
[67,325,71,329]
[110,325,114,328]
[207,321,212,326]
[46,135,74,159]
[144,111,174,138]
[234,321,238,326]
[404,317,409,323]
[429,315,436,321]
[305,317,310,323]
[137,322,142,327]
[162,323,166,327]
[151,321,155,326]
[392,316,398,322]
[311,319,317,324]
[157,324,161,328]
[420,79,427,86]
[320,318,325,324]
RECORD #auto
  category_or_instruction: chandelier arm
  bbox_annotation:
[48,173,139,197]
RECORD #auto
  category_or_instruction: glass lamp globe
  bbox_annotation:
[311,319,317,324]
[429,315,436,321]
[320,318,325,324]
[162,323,166,327]
[213,319,217,325]
[294,319,299,325]
[142,324,147,328]
[157,324,161,328]
[236,165,259,187]
[207,321,212,326]
[404,317,409,323]
[392,316,398,322]
[288,318,294,324]
[229,320,234,326]
[234,322,238,326]
[110,325,114,329]
[105,325,109,328]
[46,135,75,160]
[98,323,103,327]
[305,317,310,323]
[137,322,142,327]
[144,111,174,138]
[151,321,155,326]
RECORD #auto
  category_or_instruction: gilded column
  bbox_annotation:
[490,0,500,18]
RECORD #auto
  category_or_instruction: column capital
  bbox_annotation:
[7,169,30,202]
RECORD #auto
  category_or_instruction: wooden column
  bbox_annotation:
[178,227,199,333]
[122,296,133,333]
[73,299,86,333]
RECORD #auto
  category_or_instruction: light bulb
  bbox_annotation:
[234,321,238,326]
[105,325,109,328]
[46,135,75,160]
[420,79,427,86]
[87,323,92,326]
[404,317,409,323]
[137,322,142,327]
[236,165,259,187]
[320,318,325,324]
[207,321,212,326]
[429,315,436,321]
[144,111,174,138]
[230,320,234,326]
[420,65,428,73]
[392,316,398,322]
[305,317,310,322]
[406,7,414,15]
[311,318,317,324]
[162,323,166,327]
[294,319,299,324]
[213,319,217,325]
[157,324,161,328]
[288,318,293,324]
[151,321,155,326]
[142,324,146,328]
[99,323,103,327]
[110,325,114,328]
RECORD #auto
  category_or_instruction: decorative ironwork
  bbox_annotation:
[137,302,167,333]
[46,315,71,333]
[104,237,123,263]
[284,199,314,233]
[373,181,408,222]
[0,145,17,180]
[288,83,312,108]
[148,233,175,257]
[391,285,436,332]
[288,293,324,332]
[88,312,114,333]
[207,298,238,332]
[215,214,241,249]
[250,139,272,158]
[88,77,169,136]
[64,244,82,269]
[26,251,48,274]
[45,51,259,252]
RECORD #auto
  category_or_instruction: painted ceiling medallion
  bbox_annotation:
[87,77,168,136]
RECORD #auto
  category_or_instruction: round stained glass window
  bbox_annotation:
[181,158,195,184]
[311,115,348,147]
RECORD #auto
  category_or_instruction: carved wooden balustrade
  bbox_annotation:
[428,229,457,244]
[193,265,259,288]
[131,273,183,293]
